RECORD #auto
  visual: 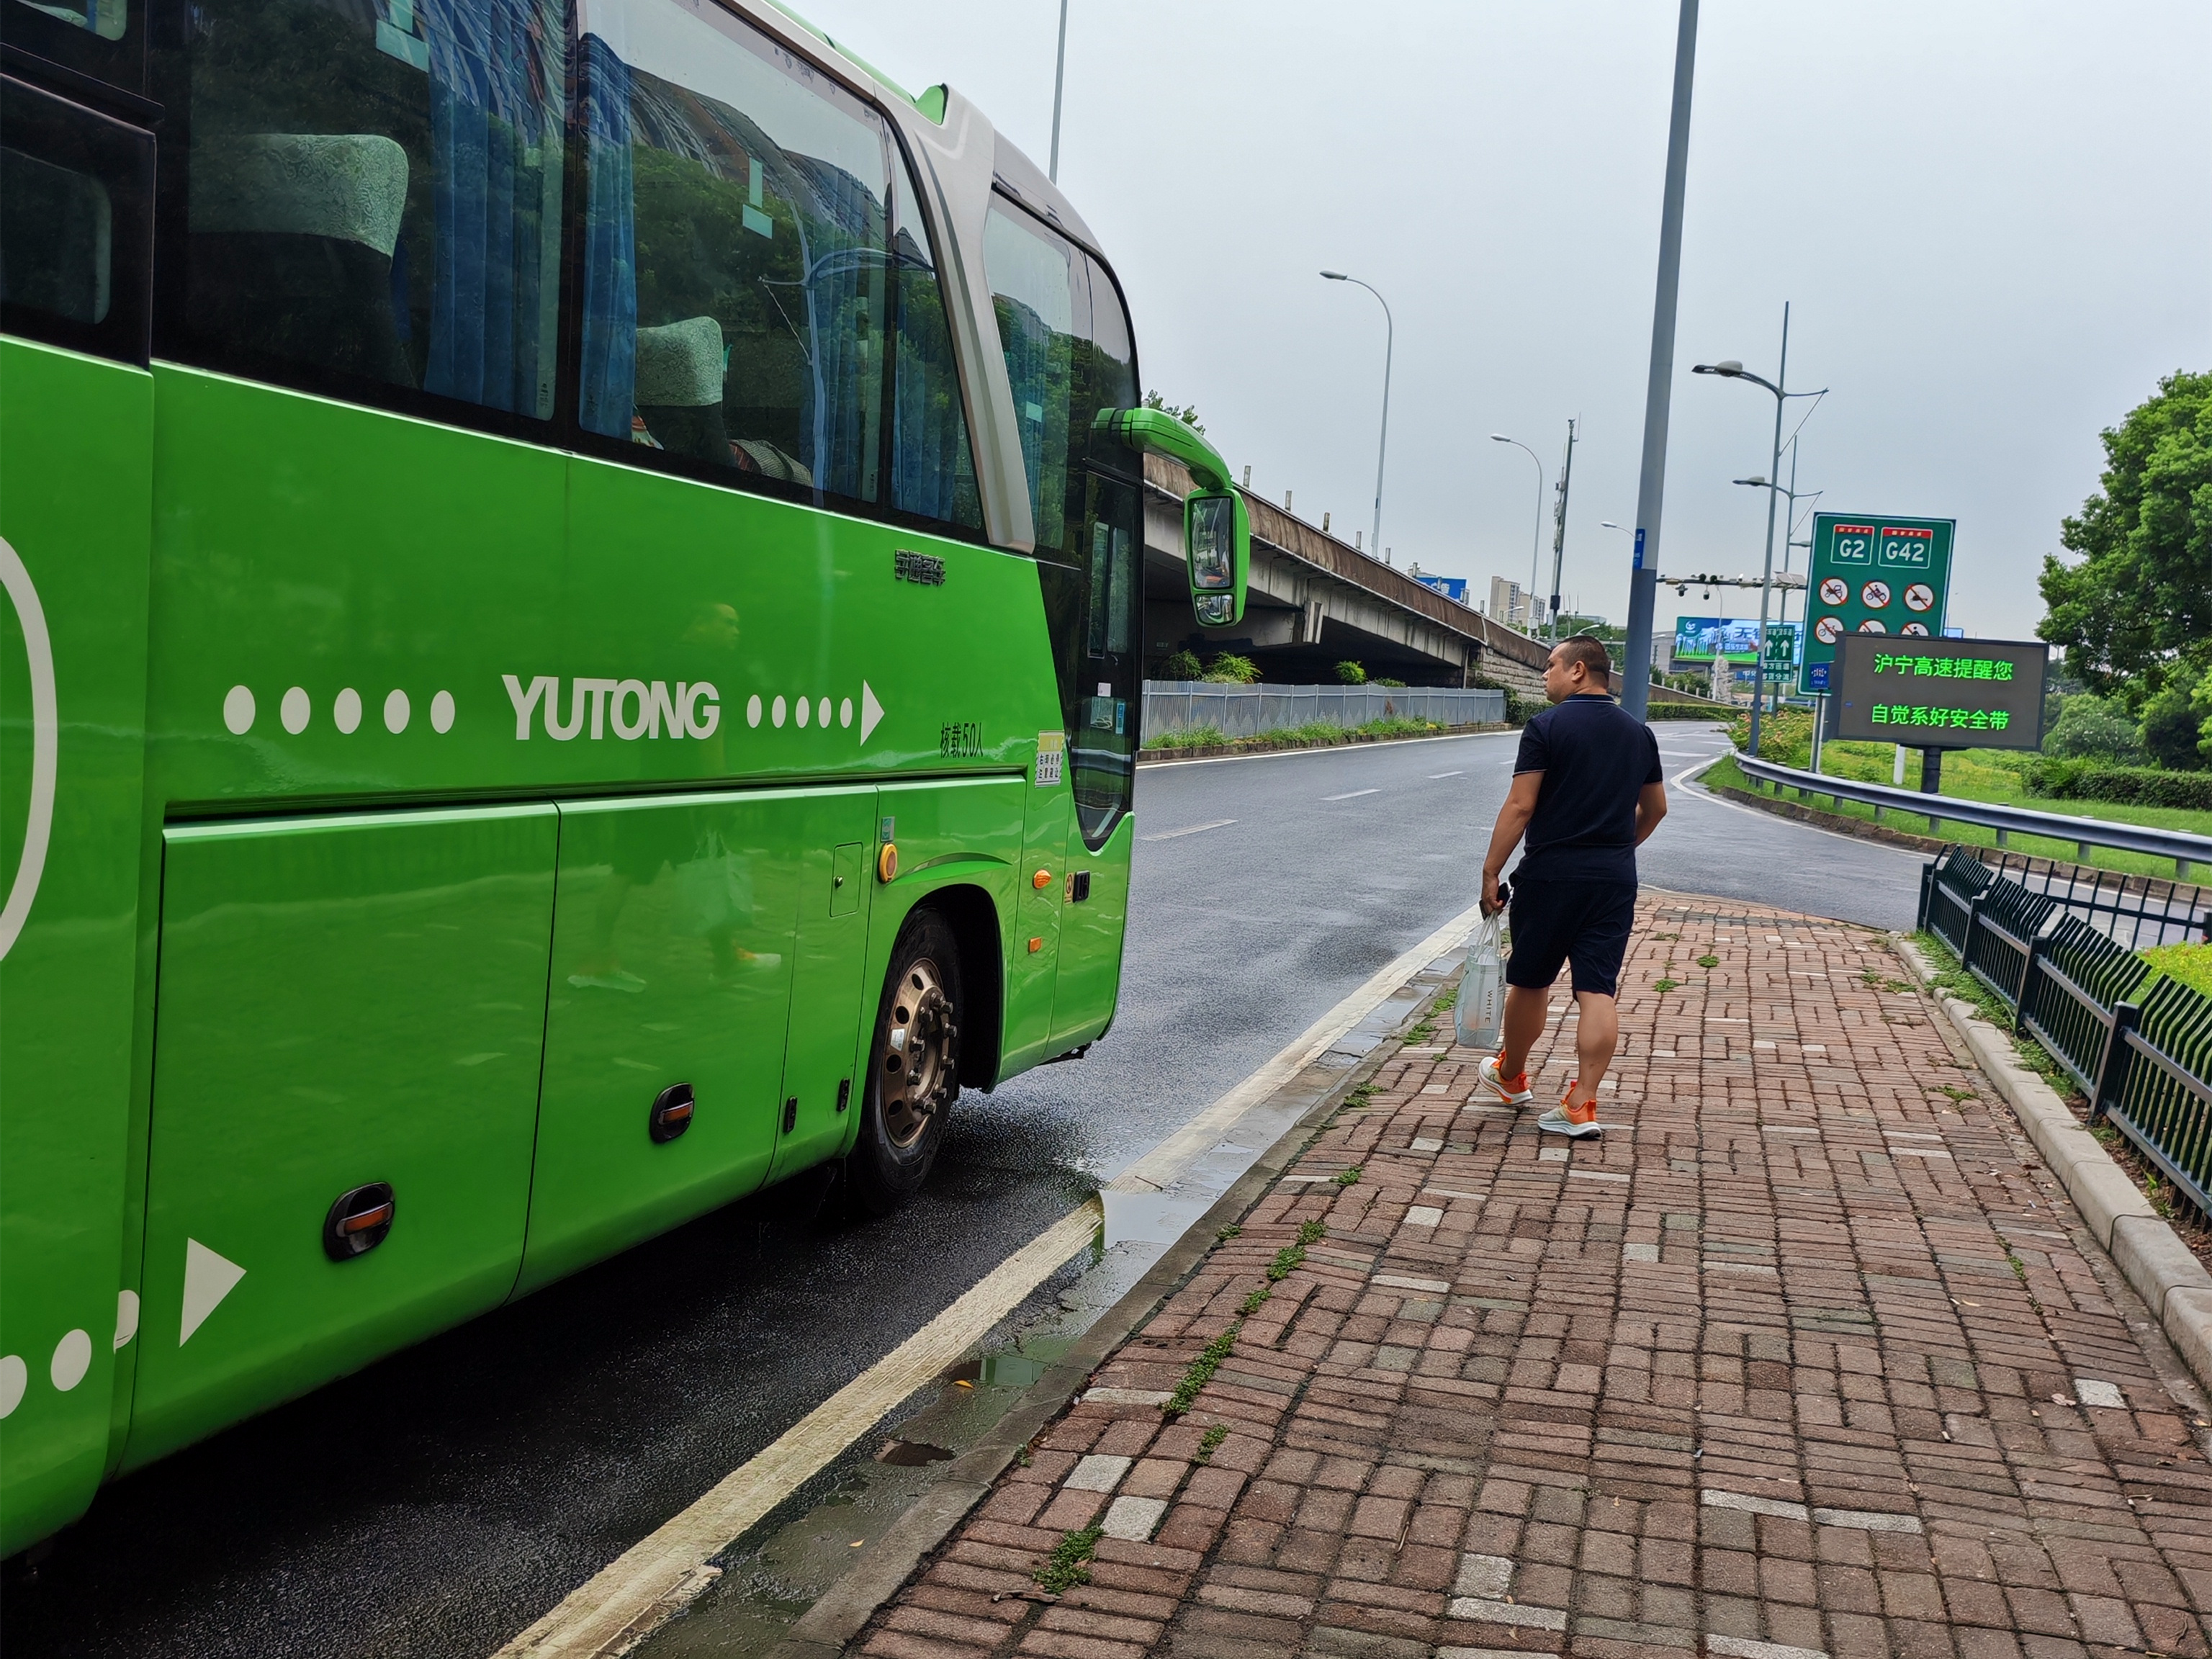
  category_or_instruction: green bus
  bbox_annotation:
[0,0,1248,1555]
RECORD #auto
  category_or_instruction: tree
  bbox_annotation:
[1142,390,1204,434]
[2039,371,2212,714]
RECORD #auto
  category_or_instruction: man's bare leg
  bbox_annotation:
[1567,990,1619,1110]
[1496,984,1553,1081]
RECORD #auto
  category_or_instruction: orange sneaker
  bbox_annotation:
[1478,1055,1532,1105]
[1537,1085,1601,1138]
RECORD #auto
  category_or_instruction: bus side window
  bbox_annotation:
[0,75,153,364]
[575,0,891,505]
[886,158,979,531]
[167,0,565,418]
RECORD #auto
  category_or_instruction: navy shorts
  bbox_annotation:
[1506,876,1637,997]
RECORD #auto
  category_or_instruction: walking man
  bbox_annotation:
[1476,636,1668,1136]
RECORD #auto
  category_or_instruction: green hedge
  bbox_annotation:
[1647,701,1731,720]
[2024,757,2212,811]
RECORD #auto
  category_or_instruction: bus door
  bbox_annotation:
[0,53,158,1552]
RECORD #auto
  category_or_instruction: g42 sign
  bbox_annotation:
[1800,512,1955,692]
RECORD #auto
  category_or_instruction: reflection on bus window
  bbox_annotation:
[986,201,1141,845]
[179,0,565,415]
[576,0,891,502]
[12,0,125,40]
[0,146,112,323]
[887,161,979,529]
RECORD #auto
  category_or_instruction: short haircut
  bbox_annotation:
[1555,634,1614,682]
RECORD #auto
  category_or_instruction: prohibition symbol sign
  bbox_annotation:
[1819,577,1848,606]
[0,538,57,961]
[1861,580,1891,609]
[1904,583,1935,612]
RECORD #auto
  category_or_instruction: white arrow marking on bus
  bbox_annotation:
[859,681,884,742]
[180,1239,246,1344]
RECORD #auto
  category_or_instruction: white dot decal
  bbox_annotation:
[114,1289,140,1349]
[431,690,455,733]
[771,695,786,728]
[840,698,853,728]
[747,694,763,728]
[50,1328,91,1392]
[817,697,831,728]
[280,686,311,734]
[0,1355,22,1419]
[334,688,362,733]
[384,689,410,733]
[222,685,255,734]
[796,695,811,728]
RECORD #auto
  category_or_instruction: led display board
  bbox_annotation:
[1830,636,2049,750]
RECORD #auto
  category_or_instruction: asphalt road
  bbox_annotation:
[3,721,1926,1659]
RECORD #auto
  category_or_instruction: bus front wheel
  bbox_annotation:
[850,908,961,1215]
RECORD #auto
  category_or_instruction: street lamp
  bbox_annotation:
[1692,305,1826,759]
[1491,433,1544,634]
[1322,271,1393,559]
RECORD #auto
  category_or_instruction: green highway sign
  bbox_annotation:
[1801,512,1956,693]
[1762,621,1802,673]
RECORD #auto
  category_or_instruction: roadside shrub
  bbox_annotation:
[2023,757,2212,810]
[2140,673,2209,770]
[1143,721,1225,750]
[1725,707,1816,769]
[2142,943,2212,997]
[1334,660,1367,684]
[1372,676,1406,687]
[1202,652,1258,684]
[1647,701,1727,720]
[1159,648,1202,681]
[2045,693,2145,763]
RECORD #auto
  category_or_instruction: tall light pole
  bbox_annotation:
[1048,0,1069,181]
[1548,418,1578,642]
[1321,271,1393,559]
[1491,433,1545,634]
[1619,0,1701,720]
[1730,464,1821,715]
[1692,305,1825,759]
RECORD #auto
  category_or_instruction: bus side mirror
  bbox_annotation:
[1184,490,1248,628]
[1092,405,1250,631]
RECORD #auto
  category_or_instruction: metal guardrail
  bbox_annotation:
[1732,749,2212,878]
[1918,845,2212,1220]
[1141,682,1506,743]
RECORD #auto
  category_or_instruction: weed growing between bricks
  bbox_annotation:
[1030,1524,1101,1593]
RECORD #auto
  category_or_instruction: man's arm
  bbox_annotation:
[1632,780,1668,846]
[1481,771,1542,913]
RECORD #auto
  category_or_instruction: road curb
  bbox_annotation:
[1893,935,2212,1396]
[764,956,1460,1659]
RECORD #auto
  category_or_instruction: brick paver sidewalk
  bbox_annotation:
[855,897,2212,1659]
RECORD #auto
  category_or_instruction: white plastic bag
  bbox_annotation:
[1455,911,1506,1052]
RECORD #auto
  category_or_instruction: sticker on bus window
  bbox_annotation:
[1035,732,1064,788]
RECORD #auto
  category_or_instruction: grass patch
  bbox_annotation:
[1035,1526,1103,1593]
[1432,984,1459,1011]
[1145,714,1472,754]
[1215,1224,1241,1241]
[1298,1220,1328,1244]
[1696,955,1719,969]
[1705,752,2210,880]
[1334,1166,1363,1187]
[1165,1326,1241,1416]
[1654,978,1680,993]
[1403,1020,1437,1046]
[2143,943,2212,997]
[1238,1286,1272,1316]
[1193,1424,1229,1463]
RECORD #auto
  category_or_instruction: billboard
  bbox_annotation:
[1673,617,1761,662]
[1830,636,2049,750]
[1801,513,1956,692]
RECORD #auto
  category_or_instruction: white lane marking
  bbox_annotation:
[1324,789,1378,801]
[1140,729,1517,770]
[495,890,1496,1659]
[1140,818,1237,842]
[1666,757,1923,860]
[1428,770,1464,778]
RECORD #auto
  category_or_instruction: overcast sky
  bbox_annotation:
[802,0,2210,642]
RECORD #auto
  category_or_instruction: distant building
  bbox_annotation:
[1487,577,1529,629]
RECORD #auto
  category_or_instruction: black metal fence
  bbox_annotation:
[1917,845,2212,1220]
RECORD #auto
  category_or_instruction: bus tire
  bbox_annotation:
[849,907,962,1215]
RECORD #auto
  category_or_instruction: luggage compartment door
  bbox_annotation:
[127,806,556,1468]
